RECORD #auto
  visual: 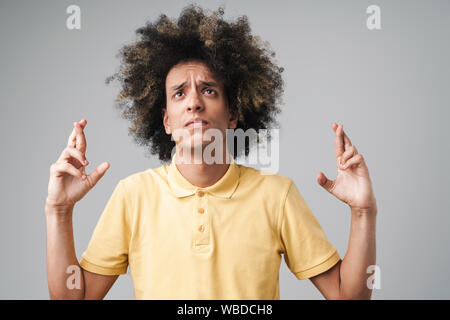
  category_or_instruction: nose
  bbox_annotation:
[185,89,204,113]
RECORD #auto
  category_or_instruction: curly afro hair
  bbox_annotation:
[106,3,284,163]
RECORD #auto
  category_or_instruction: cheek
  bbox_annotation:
[166,109,182,126]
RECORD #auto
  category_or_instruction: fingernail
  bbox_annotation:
[82,174,86,179]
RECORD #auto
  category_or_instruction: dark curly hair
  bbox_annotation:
[106,3,284,163]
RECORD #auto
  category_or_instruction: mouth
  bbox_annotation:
[185,120,209,128]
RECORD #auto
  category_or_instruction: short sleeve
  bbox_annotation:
[79,180,131,275]
[279,180,341,280]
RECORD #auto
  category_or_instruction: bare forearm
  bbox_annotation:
[45,204,85,299]
[339,208,377,299]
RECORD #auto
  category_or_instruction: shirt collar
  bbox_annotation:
[167,152,240,199]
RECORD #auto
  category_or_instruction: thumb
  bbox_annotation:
[317,171,335,194]
[89,162,110,186]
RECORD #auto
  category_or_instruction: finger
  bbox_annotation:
[317,171,335,194]
[340,154,364,170]
[87,162,110,186]
[74,121,87,154]
[67,126,77,148]
[338,124,352,151]
[57,146,89,166]
[334,123,345,157]
[79,118,87,127]
[67,119,87,148]
[339,145,358,166]
[51,162,86,180]
[342,127,352,149]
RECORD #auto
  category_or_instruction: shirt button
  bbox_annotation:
[198,225,204,232]
[197,208,205,214]
[197,190,204,197]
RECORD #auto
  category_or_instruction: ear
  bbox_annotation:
[228,108,238,129]
[162,108,171,134]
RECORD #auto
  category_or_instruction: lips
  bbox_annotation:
[185,118,209,127]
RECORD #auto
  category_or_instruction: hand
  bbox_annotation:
[46,119,110,209]
[317,123,377,213]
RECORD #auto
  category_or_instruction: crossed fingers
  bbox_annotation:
[67,119,87,152]
[57,119,88,172]
[333,122,358,168]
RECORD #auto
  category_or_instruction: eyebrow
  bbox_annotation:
[170,80,219,92]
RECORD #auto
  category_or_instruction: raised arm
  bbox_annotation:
[45,119,115,299]
[312,122,378,300]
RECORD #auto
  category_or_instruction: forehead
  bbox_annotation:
[165,61,218,85]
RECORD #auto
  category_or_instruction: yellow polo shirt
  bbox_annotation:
[79,154,341,299]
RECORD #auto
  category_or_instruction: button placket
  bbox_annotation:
[193,189,210,247]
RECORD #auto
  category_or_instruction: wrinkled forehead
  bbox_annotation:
[165,60,221,87]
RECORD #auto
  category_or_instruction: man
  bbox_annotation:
[45,5,377,300]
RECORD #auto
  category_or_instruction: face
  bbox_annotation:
[163,60,237,155]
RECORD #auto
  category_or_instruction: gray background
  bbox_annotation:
[1,0,449,299]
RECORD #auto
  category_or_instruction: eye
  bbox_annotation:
[174,91,184,98]
[204,88,215,95]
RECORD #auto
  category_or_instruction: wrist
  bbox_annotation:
[350,196,377,217]
[45,199,75,217]
[350,206,377,219]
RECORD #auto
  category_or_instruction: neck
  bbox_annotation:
[174,146,232,188]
